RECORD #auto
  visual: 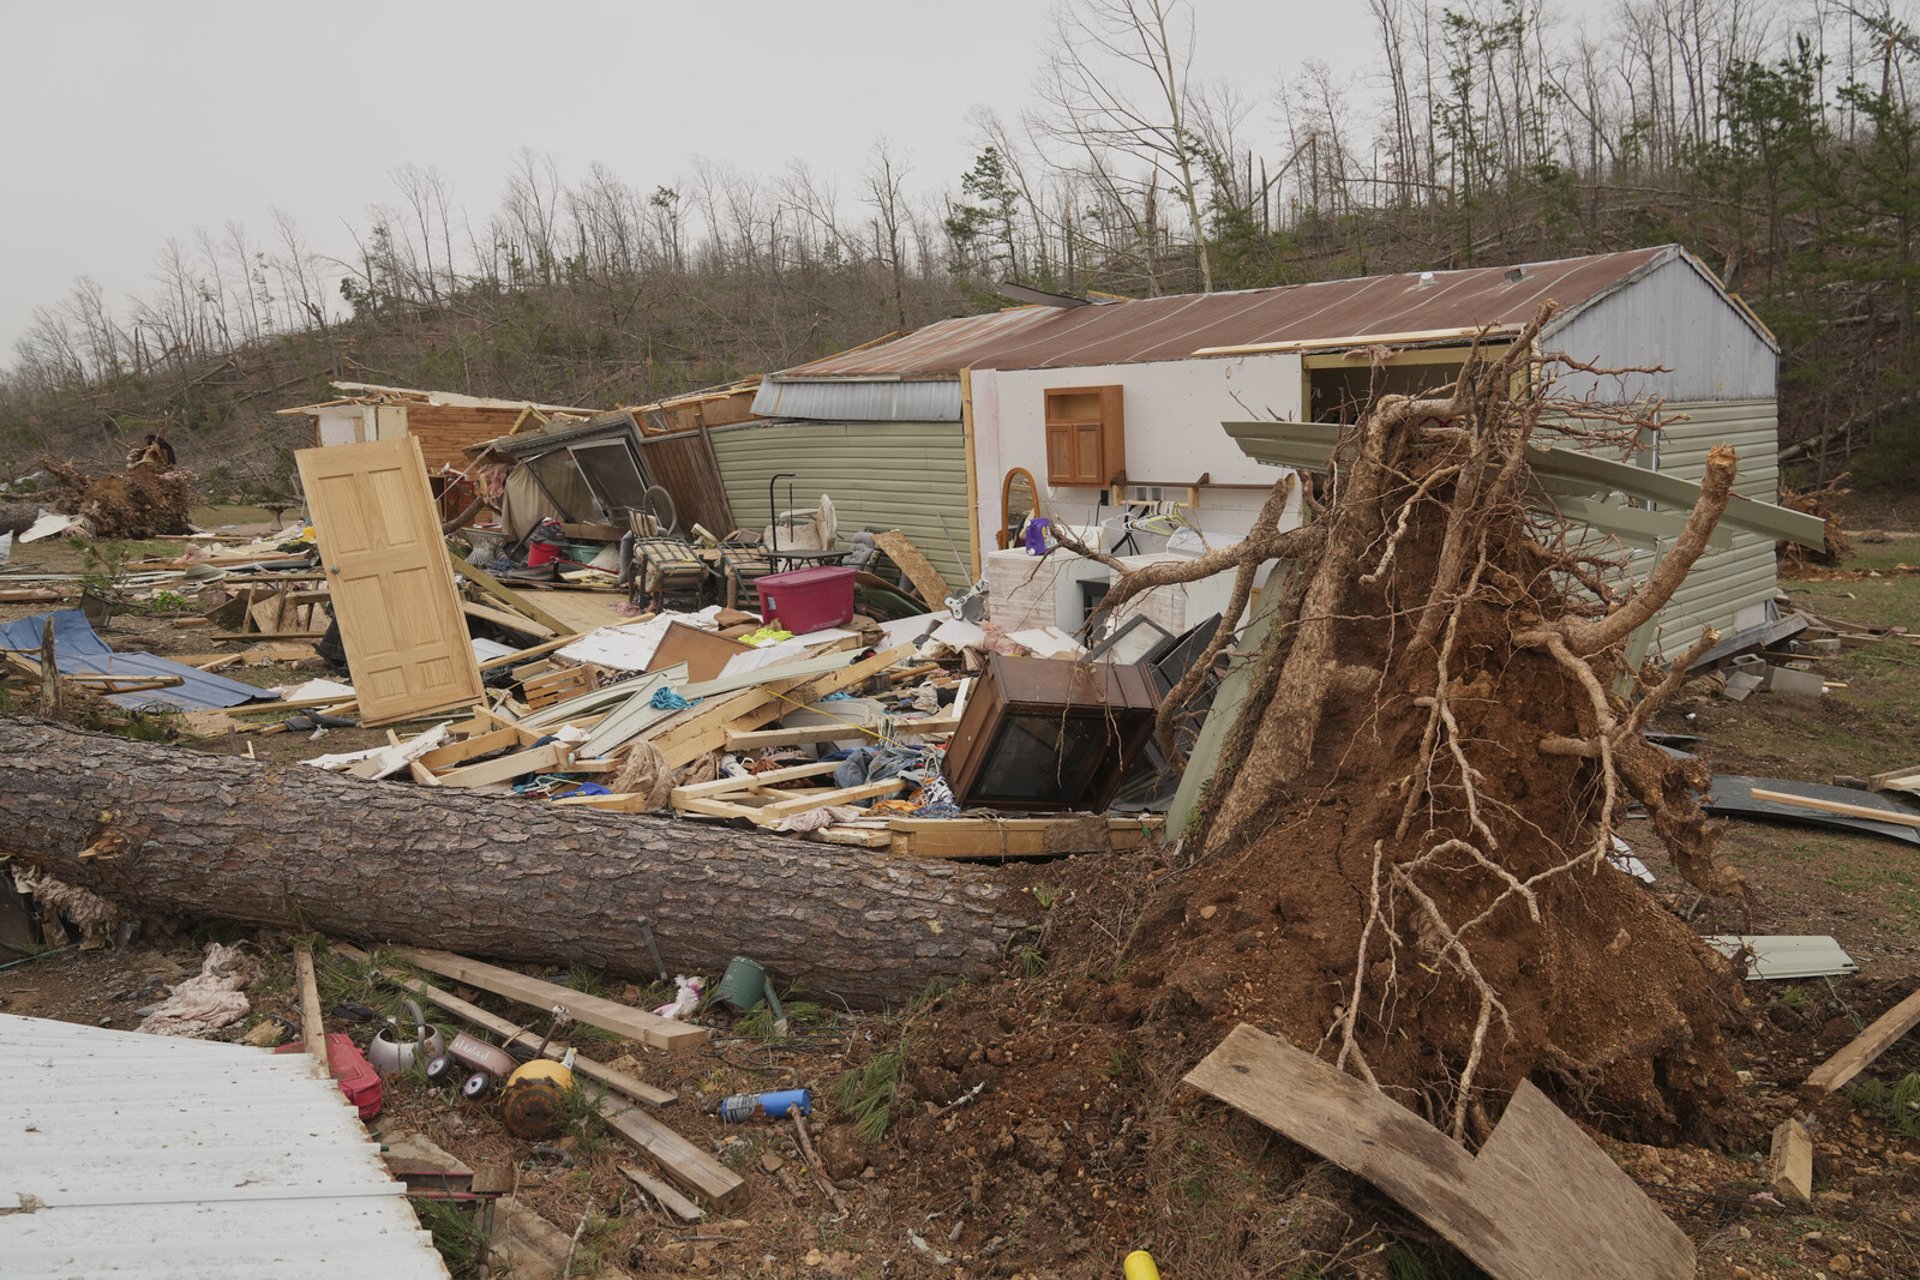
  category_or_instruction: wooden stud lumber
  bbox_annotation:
[390,947,708,1052]
[293,941,326,1063]
[672,759,840,802]
[620,1164,704,1221]
[462,600,556,639]
[726,721,889,750]
[1803,985,1920,1092]
[331,944,676,1107]
[448,546,572,635]
[650,643,916,768]
[808,826,893,849]
[476,633,581,672]
[886,815,1165,859]
[552,791,653,812]
[416,725,524,772]
[1768,1119,1813,1201]
[596,1096,745,1209]
[1748,787,1920,830]
[755,778,904,818]
[432,741,573,789]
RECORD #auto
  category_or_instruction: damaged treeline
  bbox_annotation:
[1091,305,1748,1143]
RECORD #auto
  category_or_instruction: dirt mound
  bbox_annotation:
[40,456,197,539]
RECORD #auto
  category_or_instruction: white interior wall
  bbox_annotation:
[313,408,372,447]
[969,353,1306,560]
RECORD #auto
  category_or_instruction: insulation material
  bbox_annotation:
[137,943,257,1038]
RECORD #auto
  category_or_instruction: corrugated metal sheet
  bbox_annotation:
[0,1013,447,1279]
[750,378,963,422]
[483,410,642,458]
[0,610,272,712]
[1549,258,1777,402]
[767,247,1727,381]
[638,431,736,535]
[707,421,972,588]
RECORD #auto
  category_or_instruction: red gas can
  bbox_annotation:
[277,1032,383,1119]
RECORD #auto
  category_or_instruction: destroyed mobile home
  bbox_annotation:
[4,271,1920,1278]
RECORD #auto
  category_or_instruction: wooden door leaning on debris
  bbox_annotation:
[297,437,483,725]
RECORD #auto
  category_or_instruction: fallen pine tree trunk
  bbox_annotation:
[0,717,1036,1007]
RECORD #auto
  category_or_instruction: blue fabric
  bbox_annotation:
[0,610,274,712]
[651,687,696,710]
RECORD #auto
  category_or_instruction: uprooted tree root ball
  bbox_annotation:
[39,455,198,539]
[844,307,1762,1271]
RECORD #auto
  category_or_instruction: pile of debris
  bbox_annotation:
[36,454,198,540]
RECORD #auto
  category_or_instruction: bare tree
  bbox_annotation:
[1036,0,1216,291]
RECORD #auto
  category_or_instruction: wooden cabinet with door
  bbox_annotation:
[1043,385,1125,487]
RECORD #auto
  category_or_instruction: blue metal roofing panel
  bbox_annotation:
[0,610,273,711]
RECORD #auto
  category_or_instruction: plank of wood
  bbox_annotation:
[1804,985,1920,1092]
[596,1096,745,1209]
[1184,1024,1694,1280]
[673,759,842,802]
[448,548,572,635]
[651,644,916,768]
[1870,762,1920,791]
[504,585,628,635]
[432,741,572,788]
[1748,787,1920,830]
[476,633,582,672]
[331,944,675,1106]
[726,721,889,750]
[620,1164,704,1221]
[416,725,524,772]
[211,630,329,641]
[1768,1118,1813,1201]
[553,791,653,812]
[807,826,893,849]
[755,777,904,818]
[885,814,1164,858]
[391,947,708,1052]
[462,600,556,639]
[293,941,326,1063]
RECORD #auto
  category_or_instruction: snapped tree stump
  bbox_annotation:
[0,718,1036,1007]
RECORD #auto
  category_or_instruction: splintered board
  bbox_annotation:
[391,947,708,1052]
[1184,1025,1694,1280]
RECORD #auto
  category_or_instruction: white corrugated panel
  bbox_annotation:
[0,1014,447,1280]
[708,420,973,588]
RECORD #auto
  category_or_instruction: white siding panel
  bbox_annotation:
[1548,257,1776,402]
[708,420,972,588]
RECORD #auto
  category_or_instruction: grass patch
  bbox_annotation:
[1848,1072,1920,1138]
[831,1043,906,1143]
[414,1198,488,1277]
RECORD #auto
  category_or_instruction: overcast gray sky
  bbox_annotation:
[0,1,1379,356]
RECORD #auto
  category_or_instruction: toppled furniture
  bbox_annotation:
[943,655,1159,811]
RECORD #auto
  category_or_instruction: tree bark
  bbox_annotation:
[0,718,1036,1008]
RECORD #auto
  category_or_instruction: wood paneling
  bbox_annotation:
[403,405,530,470]
[638,430,735,536]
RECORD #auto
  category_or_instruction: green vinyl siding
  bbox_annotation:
[707,420,972,590]
[1644,400,1781,657]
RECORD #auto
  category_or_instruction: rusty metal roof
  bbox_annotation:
[771,246,1730,381]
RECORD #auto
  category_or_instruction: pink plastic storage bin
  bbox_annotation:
[758,565,856,633]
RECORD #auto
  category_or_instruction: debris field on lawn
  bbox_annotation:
[4,330,1920,1279]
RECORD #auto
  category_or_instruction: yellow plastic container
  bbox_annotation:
[1123,1250,1161,1280]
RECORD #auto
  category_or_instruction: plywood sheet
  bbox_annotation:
[504,587,630,636]
[1184,1024,1694,1280]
